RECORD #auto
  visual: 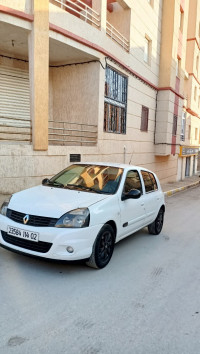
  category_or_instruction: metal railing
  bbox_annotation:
[48,120,98,146]
[106,21,129,52]
[50,0,100,28]
[0,117,31,143]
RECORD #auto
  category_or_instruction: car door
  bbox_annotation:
[118,170,146,240]
[140,170,160,224]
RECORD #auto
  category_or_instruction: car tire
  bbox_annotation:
[148,208,164,235]
[86,224,115,269]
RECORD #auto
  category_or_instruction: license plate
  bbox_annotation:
[7,226,39,242]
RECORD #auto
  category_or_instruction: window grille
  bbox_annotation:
[104,66,127,134]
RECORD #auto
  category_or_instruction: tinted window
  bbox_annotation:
[124,170,142,194]
[141,171,158,193]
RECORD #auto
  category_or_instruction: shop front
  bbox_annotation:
[177,146,199,180]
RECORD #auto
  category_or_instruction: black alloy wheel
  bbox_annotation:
[148,208,164,235]
[86,224,115,269]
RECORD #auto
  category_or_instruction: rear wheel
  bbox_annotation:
[148,208,164,235]
[86,224,115,269]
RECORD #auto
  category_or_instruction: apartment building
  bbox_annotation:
[0,0,199,194]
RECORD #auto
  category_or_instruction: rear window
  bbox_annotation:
[141,171,158,193]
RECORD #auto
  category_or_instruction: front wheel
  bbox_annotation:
[148,208,164,235]
[86,224,115,269]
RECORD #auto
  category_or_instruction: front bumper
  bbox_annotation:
[0,214,102,260]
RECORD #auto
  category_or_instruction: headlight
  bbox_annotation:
[55,208,90,228]
[0,196,12,216]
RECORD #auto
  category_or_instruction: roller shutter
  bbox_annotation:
[0,65,31,142]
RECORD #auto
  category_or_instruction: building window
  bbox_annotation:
[104,66,127,134]
[144,36,152,65]
[141,106,149,132]
[179,11,184,32]
[188,125,191,140]
[172,115,177,136]
[147,0,154,7]
[176,59,181,78]
[195,128,198,140]
[181,111,186,141]
[194,86,197,101]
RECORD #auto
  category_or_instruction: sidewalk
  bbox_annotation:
[0,174,200,206]
[161,174,200,197]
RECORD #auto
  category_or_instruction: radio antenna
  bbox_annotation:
[129,144,135,165]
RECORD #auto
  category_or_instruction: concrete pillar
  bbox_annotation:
[92,0,107,32]
[29,0,49,151]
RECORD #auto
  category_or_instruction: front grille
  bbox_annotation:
[6,209,58,227]
[1,231,52,253]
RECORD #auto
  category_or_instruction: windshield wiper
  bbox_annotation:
[66,184,104,194]
[45,181,64,188]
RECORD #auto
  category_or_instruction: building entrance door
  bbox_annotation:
[185,157,190,177]
[193,156,196,175]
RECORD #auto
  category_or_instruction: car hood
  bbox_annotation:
[8,185,111,218]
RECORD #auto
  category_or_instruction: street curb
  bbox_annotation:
[164,180,200,197]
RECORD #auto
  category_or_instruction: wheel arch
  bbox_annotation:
[160,204,165,213]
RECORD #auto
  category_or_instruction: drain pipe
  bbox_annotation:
[154,91,158,145]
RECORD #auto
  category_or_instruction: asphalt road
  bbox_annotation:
[1,187,200,354]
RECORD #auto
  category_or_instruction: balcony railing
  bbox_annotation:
[48,121,98,146]
[106,21,129,52]
[50,1,129,52]
[51,0,100,28]
[0,117,31,143]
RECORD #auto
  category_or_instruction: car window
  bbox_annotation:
[123,170,143,194]
[141,171,158,193]
[149,172,158,190]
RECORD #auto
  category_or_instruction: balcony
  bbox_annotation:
[50,0,100,28]
[106,21,129,52]
[49,0,130,52]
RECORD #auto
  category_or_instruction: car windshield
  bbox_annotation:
[46,164,123,195]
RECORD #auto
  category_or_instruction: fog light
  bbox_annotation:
[66,246,74,253]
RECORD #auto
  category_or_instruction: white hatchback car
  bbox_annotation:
[0,163,165,269]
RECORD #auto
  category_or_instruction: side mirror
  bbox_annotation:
[121,189,141,201]
[42,178,50,185]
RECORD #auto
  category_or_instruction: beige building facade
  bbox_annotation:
[0,0,199,194]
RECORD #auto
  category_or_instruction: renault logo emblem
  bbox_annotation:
[23,215,29,225]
